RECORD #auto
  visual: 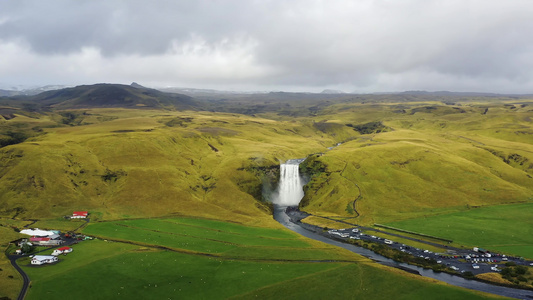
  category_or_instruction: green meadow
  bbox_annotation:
[232,263,500,300]
[82,217,359,261]
[21,239,500,300]
[386,203,533,259]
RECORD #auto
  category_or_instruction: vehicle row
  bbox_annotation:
[325,227,532,275]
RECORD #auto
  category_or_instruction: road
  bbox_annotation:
[8,254,30,300]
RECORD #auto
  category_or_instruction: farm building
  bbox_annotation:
[52,246,73,256]
[49,233,61,240]
[72,211,88,219]
[20,228,55,236]
[30,237,49,243]
[29,237,62,246]
[31,255,58,265]
[16,239,29,247]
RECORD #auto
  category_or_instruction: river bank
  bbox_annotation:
[275,205,533,299]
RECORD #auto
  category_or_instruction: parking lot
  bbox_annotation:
[327,227,533,275]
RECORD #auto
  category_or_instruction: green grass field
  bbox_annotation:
[21,238,500,300]
[232,263,501,300]
[22,240,342,300]
[386,203,533,258]
[82,217,359,261]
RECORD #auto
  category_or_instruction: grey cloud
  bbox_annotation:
[1,0,533,92]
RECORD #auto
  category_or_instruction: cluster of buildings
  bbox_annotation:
[30,246,74,265]
[13,211,89,266]
[19,228,63,246]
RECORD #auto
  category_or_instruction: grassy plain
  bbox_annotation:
[82,217,360,261]
[233,263,501,300]
[386,203,533,258]
[21,236,500,300]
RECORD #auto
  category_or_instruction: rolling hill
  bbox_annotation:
[1,86,532,225]
[1,85,532,299]
[1,83,200,111]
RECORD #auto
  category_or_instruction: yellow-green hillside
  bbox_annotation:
[2,100,532,228]
[1,95,532,299]
[300,100,533,225]
[0,108,348,226]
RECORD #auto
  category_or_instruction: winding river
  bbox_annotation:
[271,160,533,300]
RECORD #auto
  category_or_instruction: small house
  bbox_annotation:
[72,211,88,219]
[31,255,58,265]
[16,238,29,247]
[52,246,73,256]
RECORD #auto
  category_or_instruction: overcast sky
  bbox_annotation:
[1,0,533,93]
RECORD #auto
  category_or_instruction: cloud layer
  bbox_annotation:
[1,0,533,93]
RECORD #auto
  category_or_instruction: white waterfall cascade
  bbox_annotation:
[273,159,306,206]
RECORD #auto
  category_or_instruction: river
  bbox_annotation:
[271,159,533,299]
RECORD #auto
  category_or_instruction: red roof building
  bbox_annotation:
[30,237,50,242]
[52,246,73,256]
[72,211,88,218]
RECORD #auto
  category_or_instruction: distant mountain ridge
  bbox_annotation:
[1,83,200,111]
[2,83,533,115]
[0,85,72,97]
[380,90,533,97]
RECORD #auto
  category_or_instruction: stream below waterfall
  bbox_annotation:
[271,160,533,299]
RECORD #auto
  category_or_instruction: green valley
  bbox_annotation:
[1,85,532,299]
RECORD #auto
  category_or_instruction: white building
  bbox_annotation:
[52,247,73,256]
[31,255,58,265]
[20,228,55,236]
[71,211,88,219]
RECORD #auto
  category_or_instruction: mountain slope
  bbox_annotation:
[299,100,533,225]
[0,108,344,223]
[3,83,201,111]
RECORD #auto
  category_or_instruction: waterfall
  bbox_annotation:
[273,159,305,206]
